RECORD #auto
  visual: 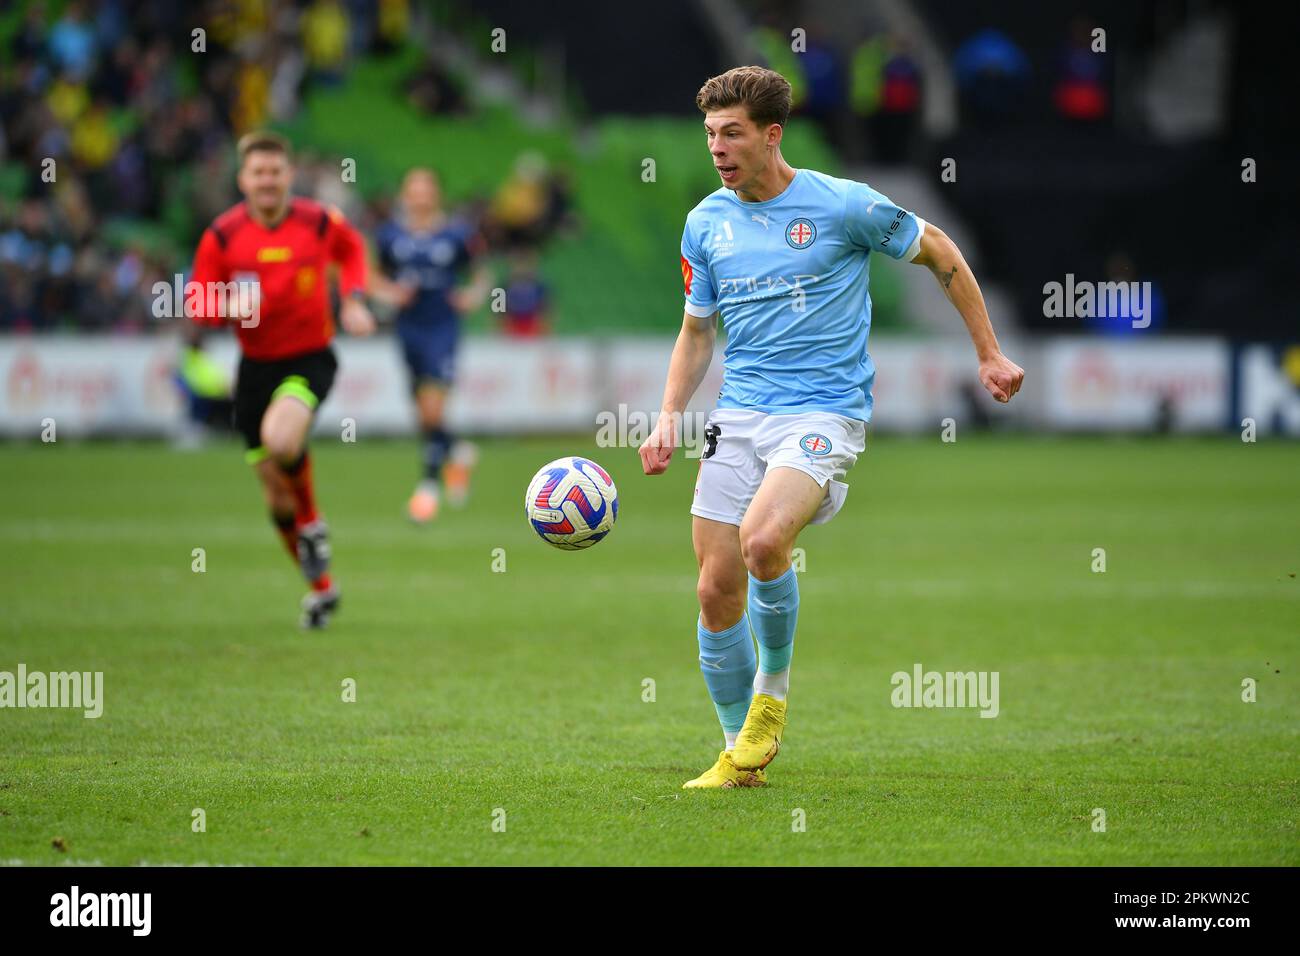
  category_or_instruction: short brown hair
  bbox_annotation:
[236,130,292,165]
[696,66,791,129]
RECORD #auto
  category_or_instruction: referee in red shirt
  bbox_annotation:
[190,131,375,629]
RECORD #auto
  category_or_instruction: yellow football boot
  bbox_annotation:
[731,694,786,770]
[682,750,768,789]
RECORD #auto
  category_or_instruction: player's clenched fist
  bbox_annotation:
[339,296,376,337]
[978,352,1025,403]
[639,413,678,475]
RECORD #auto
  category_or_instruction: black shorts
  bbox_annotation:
[233,347,338,458]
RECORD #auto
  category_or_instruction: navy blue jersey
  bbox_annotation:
[375,217,483,327]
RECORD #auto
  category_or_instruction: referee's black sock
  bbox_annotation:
[281,451,308,477]
[271,510,298,561]
[281,451,319,526]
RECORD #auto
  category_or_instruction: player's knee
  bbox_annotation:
[740,525,788,576]
[421,407,445,430]
[260,425,301,464]
[697,573,743,625]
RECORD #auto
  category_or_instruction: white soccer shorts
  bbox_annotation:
[690,408,867,527]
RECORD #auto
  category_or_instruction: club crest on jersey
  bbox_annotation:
[799,433,832,456]
[785,218,817,249]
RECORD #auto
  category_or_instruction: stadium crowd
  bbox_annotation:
[3,0,1125,336]
[0,0,572,336]
[0,0,405,331]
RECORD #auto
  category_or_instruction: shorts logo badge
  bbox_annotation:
[799,433,831,456]
[786,218,817,249]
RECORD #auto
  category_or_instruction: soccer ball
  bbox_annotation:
[525,456,619,550]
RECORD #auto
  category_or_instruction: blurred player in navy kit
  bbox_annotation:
[372,168,491,522]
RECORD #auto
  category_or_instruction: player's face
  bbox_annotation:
[704,109,776,192]
[237,150,292,217]
[401,174,441,218]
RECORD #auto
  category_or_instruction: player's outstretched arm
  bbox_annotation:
[451,263,493,314]
[639,310,717,475]
[911,223,1024,403]
[188,229,235,328]
[367,264,416,310]
[326,207,376,336]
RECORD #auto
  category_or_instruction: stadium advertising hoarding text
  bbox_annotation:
[0,335,1297,437]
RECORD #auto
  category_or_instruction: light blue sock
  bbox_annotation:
[697,614,757,742]
[748,568,798,696]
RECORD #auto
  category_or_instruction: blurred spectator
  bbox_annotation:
[0,0,395,331]
[48,1,98,79]
[46,69,89,126]
[267,39,307,121]
[1089,251,1166,335]
[750,17,807,110]
[869,35,923,164]
[232,51,272,132]
[486,153,575,252]
[11,5,50,63]
[1054,17,1109,122]
[850,35,887,119]
[302,0,352,85]
[500,252,550,338]
[406,57,468,116]
[376,0,411,52]
[346,0,376,58]
[954,28,1031,123]
[0,0,599,337]
[794,28,847,148]
[297,151,366,222]
[173,325,235,448]
[70,97,118,171]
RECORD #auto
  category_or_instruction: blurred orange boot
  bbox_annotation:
[444,441,478,508]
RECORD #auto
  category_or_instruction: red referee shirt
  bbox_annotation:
[189,197,367,361]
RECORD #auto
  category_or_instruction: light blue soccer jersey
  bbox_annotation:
[680,168,925,421]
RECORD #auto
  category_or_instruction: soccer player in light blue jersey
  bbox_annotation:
[639,66,1025,789]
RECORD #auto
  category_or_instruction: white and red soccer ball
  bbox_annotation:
[524,456,619,550]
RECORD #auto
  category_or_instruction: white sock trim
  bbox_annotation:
[754,668,789,700]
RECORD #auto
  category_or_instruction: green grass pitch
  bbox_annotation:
[1,434,1296,865]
